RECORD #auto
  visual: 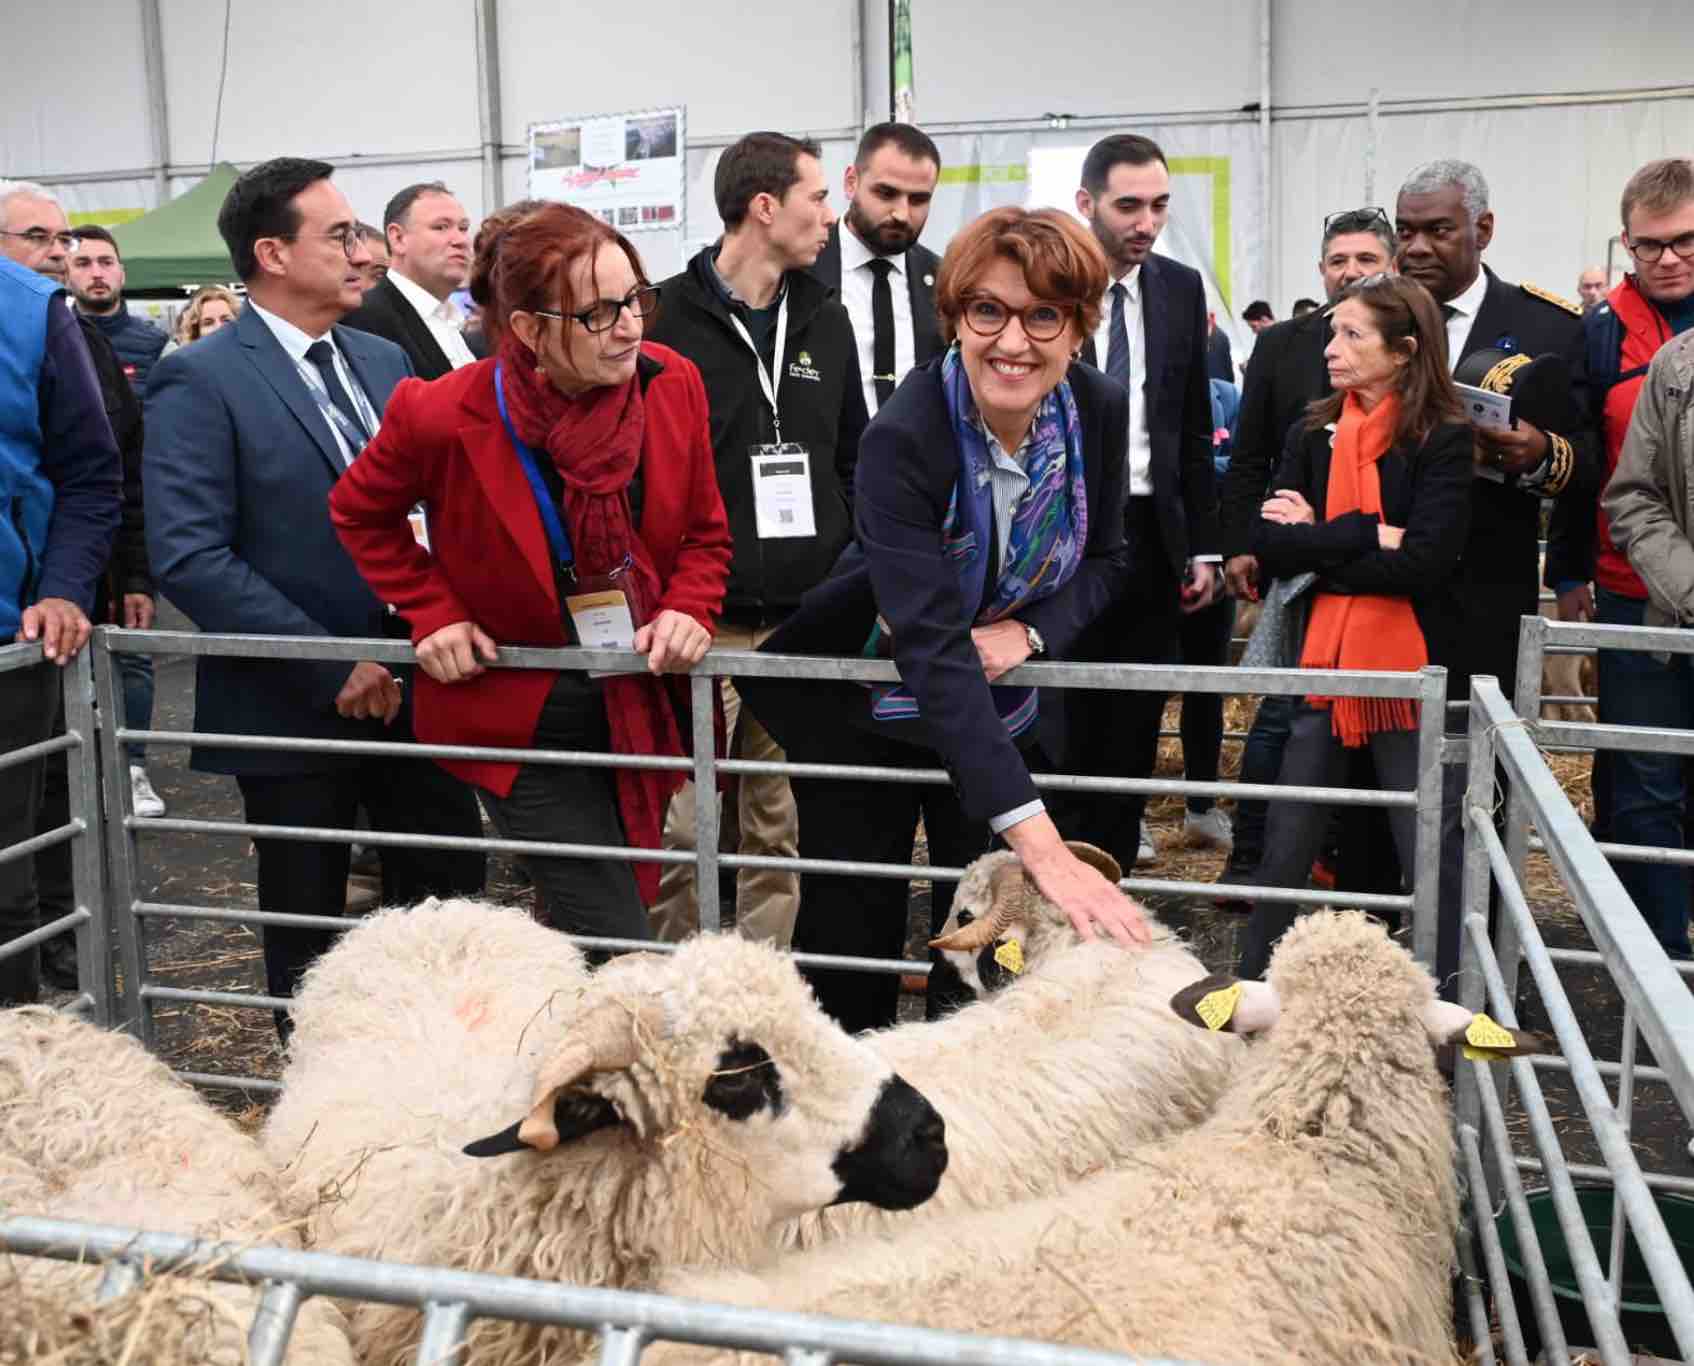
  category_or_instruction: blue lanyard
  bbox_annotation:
[494,363,574,574]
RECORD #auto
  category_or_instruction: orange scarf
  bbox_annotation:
[1297,391,1427,747]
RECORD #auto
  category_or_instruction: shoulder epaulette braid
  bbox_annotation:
[1521,282,1582,316]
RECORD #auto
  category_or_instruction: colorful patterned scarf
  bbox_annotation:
[871,344,1088,735]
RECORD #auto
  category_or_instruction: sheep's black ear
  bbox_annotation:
[463,1093,622,1158]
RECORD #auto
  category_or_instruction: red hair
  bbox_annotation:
[935,206,1109,345]
[475,201,649,351]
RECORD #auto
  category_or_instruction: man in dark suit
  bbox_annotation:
[1060,133,1219,873]
[1217,206,1396,886]
[144,158,485,1034]
[340,181,477,380]
[809,122,943,419]
[1395,159,1595,697]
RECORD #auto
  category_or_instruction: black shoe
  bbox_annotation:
[40,935,79,991]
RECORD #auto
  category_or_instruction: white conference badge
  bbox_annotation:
[564,590,637,649]
[751,442,817,539]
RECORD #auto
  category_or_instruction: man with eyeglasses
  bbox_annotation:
[1555,158,1694,959]
[1395,157,1595,706]
[1214,205,1396,894]
[643,131,868,948]
[0,179,121,1006]
[342,182,479,380]
[144,157,486,1036]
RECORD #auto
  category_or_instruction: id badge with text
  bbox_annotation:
[750,442,817,539]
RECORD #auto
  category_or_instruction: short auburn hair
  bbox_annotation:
[474,200,649,353]
[1621,158,1694,232]
[934,206,1109,345]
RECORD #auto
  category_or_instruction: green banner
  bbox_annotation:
[892,0,913,121]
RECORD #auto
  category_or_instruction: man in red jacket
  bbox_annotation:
[1546,156,1694,957]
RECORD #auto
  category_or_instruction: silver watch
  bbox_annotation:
[1023,623,1046,656]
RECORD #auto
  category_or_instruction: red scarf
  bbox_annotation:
[1298,391,1428,746]
[498,334,684,902]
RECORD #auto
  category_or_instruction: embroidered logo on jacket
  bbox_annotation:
[788,349,821,382]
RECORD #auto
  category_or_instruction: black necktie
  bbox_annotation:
[1106,282,1132,390]
[1441,303,1459,322]
[868,257,896,408]
[304,339,371,455]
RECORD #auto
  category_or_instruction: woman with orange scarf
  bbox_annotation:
[1238,273,1473,983]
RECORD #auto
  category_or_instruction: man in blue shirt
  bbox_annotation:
[0,181,123,1002]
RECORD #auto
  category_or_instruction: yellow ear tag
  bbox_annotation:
[1461,1013,1522,1059]
[1194,982,1243,1032]
[993,939,1025,976]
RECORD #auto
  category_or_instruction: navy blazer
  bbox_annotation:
[1079,252,1219,573]
[143,305,414,774]
[738,357,1131,824]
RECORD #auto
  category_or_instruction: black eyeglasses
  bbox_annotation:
[1627,231,1694,264]
[1,228,78,251]
[533,284,661,333]
[959,293,1072,342]
[280,225,364,259]
[1323,206,1391,237]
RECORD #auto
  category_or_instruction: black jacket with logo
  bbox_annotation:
[647,248,869,624]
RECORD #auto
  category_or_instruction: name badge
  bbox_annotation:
[751,442,816,539]
[408,504,431,551]
[564,589,636,649]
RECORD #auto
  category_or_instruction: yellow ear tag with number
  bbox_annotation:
[993,939,1025,976]
[1462,1012,1518,1060]
[1195,982,1243,1032]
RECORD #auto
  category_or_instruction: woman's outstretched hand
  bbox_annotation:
[1001,811,1152,948]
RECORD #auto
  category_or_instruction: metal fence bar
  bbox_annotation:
[1550,945,1694,975]
[248,1279,305,1366]
[0,1216,1190,1366]
[94,633,150,1043]
[1608,1006,1639,1305]
[61,647,112,1026]
[0,729,78,776]
[0,820,83,868]
[688,670,721,934]
[1458,1122,1533,1366]
[414,1300,471,1366]
[1513,1156,1694,1196]
[1411,666,1449,968]
[0,907,90,959]
[598,1324,648,1366]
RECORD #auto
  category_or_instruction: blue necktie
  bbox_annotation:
[1106,282,1131,390]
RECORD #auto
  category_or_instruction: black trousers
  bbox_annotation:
[1177,594,1235,812]
[1061,496,1181,870]
[787,727,995,1034]
[0,662,62,1005]
[237,748,485,1033]
[1237,704,1466,999]
[478,672,649,945]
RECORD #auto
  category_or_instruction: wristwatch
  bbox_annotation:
[1023,623,1046,657]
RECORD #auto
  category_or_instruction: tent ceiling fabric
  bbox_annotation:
[111,163,239,292]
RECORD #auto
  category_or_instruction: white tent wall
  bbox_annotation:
[0,0,1689,320]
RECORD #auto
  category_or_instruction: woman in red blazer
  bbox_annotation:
[330,203,732,941]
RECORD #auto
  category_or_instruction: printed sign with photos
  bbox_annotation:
[528,106,686,236]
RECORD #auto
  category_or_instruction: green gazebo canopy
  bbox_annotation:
[111,163,239,292]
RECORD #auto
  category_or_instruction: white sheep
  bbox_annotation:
[260,898,949,1366]
[660,911,1549,1366]
[0,1005,355,1365]
[780,843,1242,1249]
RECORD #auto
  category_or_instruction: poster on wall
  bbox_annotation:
[892,0,914,121]
[528,106,686,236]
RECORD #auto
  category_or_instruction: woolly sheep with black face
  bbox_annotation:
[261,900,947,1366]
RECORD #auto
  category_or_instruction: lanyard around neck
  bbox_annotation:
[726,288,790,444]
[494,363,574,575]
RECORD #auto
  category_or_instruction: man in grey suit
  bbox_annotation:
[144,158,484,1034]
[809,122,944,418]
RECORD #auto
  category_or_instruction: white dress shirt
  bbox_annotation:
[388,268,478,371]
[247,301,380,466]
[1090,265,1153,496]
[838,224,916,417]
[1442,268,1490,370]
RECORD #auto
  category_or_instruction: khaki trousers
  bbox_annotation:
[650,624,799,945]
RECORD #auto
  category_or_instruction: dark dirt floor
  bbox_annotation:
[49,599,1693,1191]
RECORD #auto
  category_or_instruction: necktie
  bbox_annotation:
[304,339,371,454]
[868,257,897,408]
[1441,303,1459,322]
[1106,282,1132,390]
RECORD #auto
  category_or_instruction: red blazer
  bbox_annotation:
[329,343,733,797]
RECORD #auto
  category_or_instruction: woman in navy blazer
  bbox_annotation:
[739,207,1150,1032]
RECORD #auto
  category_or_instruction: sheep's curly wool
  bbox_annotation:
[659,913,1462,1366]
[0,1007,354,1365]
[262,899,915,1366]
